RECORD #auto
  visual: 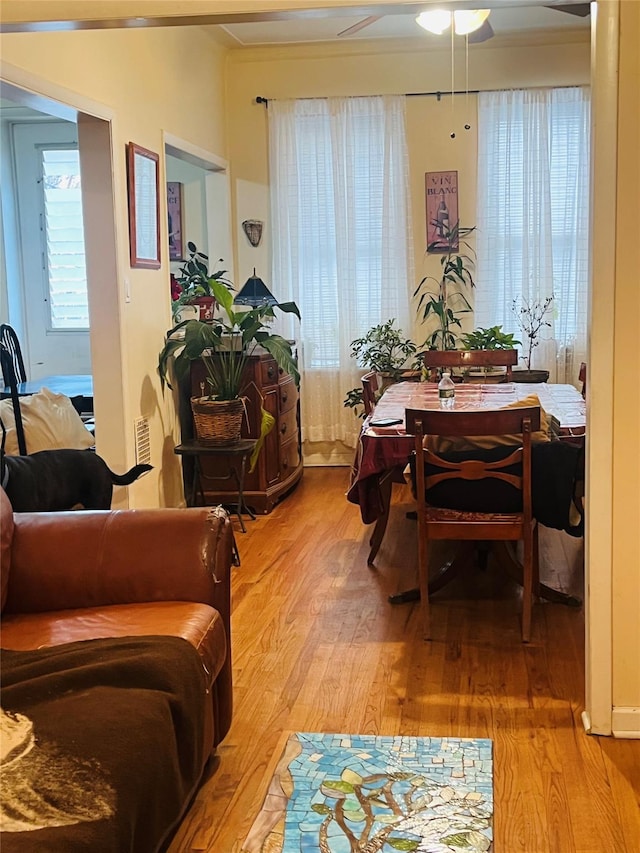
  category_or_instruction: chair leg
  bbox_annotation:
[522,531,534,643]
[533,524,540,598]
[416,521,431,640]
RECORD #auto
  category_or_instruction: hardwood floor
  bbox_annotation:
[168,467,640,853]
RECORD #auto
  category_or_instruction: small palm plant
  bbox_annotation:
[414,222,476,350]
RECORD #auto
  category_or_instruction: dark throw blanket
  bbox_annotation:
[0,636,208,853]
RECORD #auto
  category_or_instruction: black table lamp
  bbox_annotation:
[234,269,278,308]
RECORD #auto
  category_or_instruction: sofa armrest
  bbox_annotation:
[5,507,233,626]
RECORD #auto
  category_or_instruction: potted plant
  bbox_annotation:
[457,324,521,382]
[460,325,521,351]
[171,241,233,322]
[414,221,476,351]
[159,277,300,450]
[343,320,418,418]
[511,295,554,382]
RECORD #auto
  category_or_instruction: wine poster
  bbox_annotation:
[425,170,458,253]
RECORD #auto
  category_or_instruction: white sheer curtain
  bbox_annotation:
[475,87,590,383]
[269,95,413,447]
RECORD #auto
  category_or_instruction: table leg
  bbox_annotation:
[237,453,256,522]
[367,470,394,565]
[388,542,476,604]
[492,541,582,607]
[391,540,583,608]
[190,458,204,507]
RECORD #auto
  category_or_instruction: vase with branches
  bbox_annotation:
[414,222,476,351]
[511,295,554,370]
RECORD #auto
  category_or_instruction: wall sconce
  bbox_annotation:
[242,220,264,247]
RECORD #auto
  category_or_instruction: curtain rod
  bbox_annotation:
[256,91,479,106]
[256,84,586,107]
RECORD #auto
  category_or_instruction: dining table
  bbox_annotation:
[1,374,94,414]
[347,380,586,605]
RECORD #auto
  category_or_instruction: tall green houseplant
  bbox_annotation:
[414,222,476,350]
[159,278,300,458]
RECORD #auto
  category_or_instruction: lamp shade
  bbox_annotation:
[453,9,490,35]
[415,9,451,34]
[234,269,278,308]
[415,8,490,36]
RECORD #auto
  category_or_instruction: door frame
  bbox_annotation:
[0,60,129,489]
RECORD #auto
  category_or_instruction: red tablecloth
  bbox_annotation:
[347,382,586,523]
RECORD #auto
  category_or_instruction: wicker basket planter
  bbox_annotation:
[190,396,244,445]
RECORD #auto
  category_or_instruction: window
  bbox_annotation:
[40,146,89,330]
[475,87,590,383]
[269,96,413,444]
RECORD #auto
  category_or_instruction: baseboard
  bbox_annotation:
[612,706,640,739]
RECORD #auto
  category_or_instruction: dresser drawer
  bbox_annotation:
[280,436,301,478]
[279,377,298,415]
[260,358,279,387]
[278,404,298,445]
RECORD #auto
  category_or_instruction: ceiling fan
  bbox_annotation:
[337,2,590,44]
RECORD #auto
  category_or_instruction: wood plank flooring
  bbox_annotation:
[168,467,640,853]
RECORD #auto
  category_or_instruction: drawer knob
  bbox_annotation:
[281,392,288,404]
[267,366,275,379]
[280,423,288,435]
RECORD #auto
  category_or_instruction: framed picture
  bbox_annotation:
[425,170,459,253]
[167,181,184,261]
[126,142,161,269]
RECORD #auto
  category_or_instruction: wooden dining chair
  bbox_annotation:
[421,349,518,382]
[361,371,380,417]
[578,362,587,398]
[406,405,540,643]
[0,324,27,384]
[0,343,28,455]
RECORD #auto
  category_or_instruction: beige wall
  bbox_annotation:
[612,0,640,725]
[227,33,590,346]
[0,26,228,507]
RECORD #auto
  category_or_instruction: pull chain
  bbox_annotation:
[464,34,471,131]
[450,25,456,138]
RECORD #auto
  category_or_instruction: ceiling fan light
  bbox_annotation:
[453,9,491,35]
[415,9,452,35]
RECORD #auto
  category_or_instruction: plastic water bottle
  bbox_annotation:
[438,371,455,409]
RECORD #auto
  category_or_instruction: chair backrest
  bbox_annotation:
[421,349,518,381]
[406,406,540,520]
[0,325,27,384]
[0,344,27,455]
[361,371,379,417]
[578,362,587,398]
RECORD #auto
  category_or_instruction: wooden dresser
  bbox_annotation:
[186,350,302,514]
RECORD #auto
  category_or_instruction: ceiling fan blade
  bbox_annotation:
[468,19,494,44]
[337,15,382,38]
[545,3,591,16]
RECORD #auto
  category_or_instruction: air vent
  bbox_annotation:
[134,417,151,467]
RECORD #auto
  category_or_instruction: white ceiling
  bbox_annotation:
[219,5,590,46]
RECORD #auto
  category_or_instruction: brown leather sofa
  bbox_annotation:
[0,486,234,850]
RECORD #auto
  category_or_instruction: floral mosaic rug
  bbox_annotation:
[241,732,493,853]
